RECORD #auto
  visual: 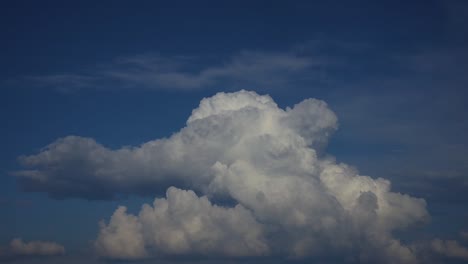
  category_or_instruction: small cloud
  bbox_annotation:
[460,231,468,241]
[0,238,65,260]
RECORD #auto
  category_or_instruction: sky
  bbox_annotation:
[1,0,468,263]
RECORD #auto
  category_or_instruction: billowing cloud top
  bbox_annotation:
[15,90,429,263]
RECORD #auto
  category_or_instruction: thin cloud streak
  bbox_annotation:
[16,51,325,92]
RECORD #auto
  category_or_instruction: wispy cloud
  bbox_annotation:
[13,51,325,92]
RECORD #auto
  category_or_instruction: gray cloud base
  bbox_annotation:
[16,90,430,263]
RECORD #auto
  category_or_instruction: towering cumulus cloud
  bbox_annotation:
[16,90,429,263]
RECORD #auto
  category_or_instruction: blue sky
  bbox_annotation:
[1,1,468,263]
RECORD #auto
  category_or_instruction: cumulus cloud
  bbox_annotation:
[0,238,65,259]
[15,90,337,199]
[16,90,430,263]
[95,187,269,258]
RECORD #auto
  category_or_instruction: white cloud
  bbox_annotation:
[0,238,65,258]
[94,206,147,259]
[95,187,269,258]
[15,90,337,199]
[17,90,429,263]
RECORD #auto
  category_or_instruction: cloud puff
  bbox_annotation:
[17,90,429,263]
[411,237,468,263]
[95,187,269,259]
[0,238,65,259]
[430,239,468,260]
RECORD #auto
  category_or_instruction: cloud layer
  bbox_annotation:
[16,91,430,263]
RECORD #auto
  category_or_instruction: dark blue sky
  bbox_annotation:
[1,1,468,263]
